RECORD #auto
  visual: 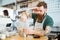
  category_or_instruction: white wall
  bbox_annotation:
[1,0,15,6]
[44,0,60,27]
[0,0,2,6]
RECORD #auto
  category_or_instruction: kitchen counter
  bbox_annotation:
[5,35,48,40]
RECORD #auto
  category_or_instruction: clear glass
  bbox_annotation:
[26,19,34,40]
[24,33,27,40]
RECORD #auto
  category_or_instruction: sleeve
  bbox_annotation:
[32,13,37,19]
[32,13,37,25]
[46,17,54,27]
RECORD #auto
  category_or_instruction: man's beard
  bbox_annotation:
[36,13,44,22]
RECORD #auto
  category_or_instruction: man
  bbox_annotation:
[24,1,54,39]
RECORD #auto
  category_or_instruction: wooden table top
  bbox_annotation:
[4,35,48,40]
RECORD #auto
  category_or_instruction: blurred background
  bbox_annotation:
[0,0,60,40]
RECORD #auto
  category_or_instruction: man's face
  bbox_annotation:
[33,6,47,15]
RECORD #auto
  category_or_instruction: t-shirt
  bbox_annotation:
[32,13,54,30]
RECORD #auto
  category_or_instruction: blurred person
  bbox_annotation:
[24,1,54,40]
[14,11,33,37]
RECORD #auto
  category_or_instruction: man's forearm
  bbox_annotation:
[34,30,45,36]
[34,26,51,36]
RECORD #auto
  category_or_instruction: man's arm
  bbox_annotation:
[34,26,51,36]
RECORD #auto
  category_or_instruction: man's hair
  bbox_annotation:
[3,10,9,16]
[37,1,47,8]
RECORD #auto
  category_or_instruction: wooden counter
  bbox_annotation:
[4,35,48,40]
